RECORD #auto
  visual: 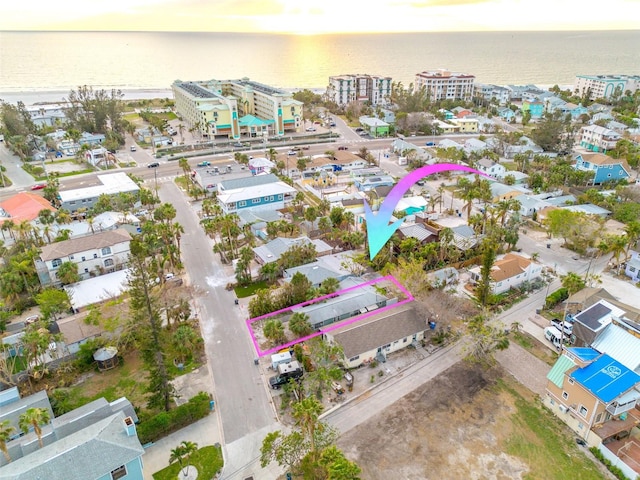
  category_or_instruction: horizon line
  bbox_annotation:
[1,27,639,35]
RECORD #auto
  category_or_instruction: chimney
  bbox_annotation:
[123,416,136,437]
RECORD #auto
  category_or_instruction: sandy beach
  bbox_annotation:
[0,88,174,105]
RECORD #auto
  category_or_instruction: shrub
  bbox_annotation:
[545,287,568,309]
[137,391,210,444]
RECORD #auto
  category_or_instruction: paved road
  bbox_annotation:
[156,181,279,478]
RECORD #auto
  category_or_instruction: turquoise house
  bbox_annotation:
[522,101,544,118]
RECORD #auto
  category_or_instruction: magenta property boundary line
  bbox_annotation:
[246,275,414,357]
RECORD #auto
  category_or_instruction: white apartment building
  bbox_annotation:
[326,74,392,107]
[574,75,640,100]
[414,69,475,102]
[473,83,510,105]
[579,124,622,153]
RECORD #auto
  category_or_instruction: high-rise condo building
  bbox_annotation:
[326,74,392,107]
[414,69,475,102]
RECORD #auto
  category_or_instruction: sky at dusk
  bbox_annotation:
[2,0,639,34]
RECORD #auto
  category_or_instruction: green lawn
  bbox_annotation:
[501,381,605,480]
[152,445,223,480]
[235,281,269,298]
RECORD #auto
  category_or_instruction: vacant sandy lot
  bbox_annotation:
[337,362,604,480]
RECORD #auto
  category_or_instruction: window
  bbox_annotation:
[84,268,89,273]
[93,253,98,259]
[81,256,86,262]
[111,465,127,480]
[349,355,359,362]
[102,247,112,255]
[239,201,247,207]
[568,378,574,385]
[562,391,568,400]
[52,258,62,268]
[252,198,260,204]
[104,258,114,267]
[579,406,588,417]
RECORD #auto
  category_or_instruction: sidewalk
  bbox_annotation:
[142,365,222,480]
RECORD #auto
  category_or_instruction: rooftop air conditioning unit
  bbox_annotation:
[558,405,568,413]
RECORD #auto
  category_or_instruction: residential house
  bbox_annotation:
[476,158,506,178]
[463,138,487,154]
[78,132,106,146]
[397,223,437,245]
[282,258,350,288]
[437,138,463,150]
[489,183,527,202]
[591,319,640,374]
[513,194,549,217]
[469,253,542,294]
[569,300,627,347]
[579,125,621,153]
[355,175,395,192]
[565,287,618,316]
[562,203,611,218]
[324,303,426,368]
[521,100,544,119]
[56,313,107,354]
[395,196,428,216]
[452,107,474,118]
[432,119,459,134]
[0,192,56,227]
[0,387,144,479]
[544,348,640,454]
[84,147,110,167]
[248,157,276,175]
[291,285,392,331]
[217,180,296,214]
[497,170,529,185]
[64,269,131,313]
[35,228,132,286]
[574,152,633,185]
[57,173,140,213]
[252,236,332,265]
[437,109,455,120]
[359,116,390,137]
[625,251,640,283]
[451,224,481,251]
[451,117,478,133]
[497,107,516,122]
[473,84,510,105]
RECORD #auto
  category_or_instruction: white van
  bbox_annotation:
[544,326,564,349]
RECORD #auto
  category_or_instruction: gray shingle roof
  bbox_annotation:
[330,304,426,359]
[39,228,131,261]
[0,411,143,480]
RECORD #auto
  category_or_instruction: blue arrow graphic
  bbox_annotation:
[365,163,489,259]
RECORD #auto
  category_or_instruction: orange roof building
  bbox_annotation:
[0,192,56,224]
[469,252,543,295]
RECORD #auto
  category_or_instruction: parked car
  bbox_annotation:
[305,127,316,132]
[287,150,297,156]
[269,361,304,389]
[197,161,211,167]
[302,146,310,150]
[425,142,436,147]
[31,183,46,190]
[338,146,348,151]
[148,162,160,168]
[130,145,137,151]
[25,315,39,325]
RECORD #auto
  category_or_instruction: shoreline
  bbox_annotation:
[0,88,175,105]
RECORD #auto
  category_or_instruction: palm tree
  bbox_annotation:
[19,408,50,449]
[608,234,629,275]
[0,420,16,462]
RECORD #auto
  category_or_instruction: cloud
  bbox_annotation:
[407,0,493,6]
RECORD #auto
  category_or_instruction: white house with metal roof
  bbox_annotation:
[253,236,332,265]
[57,173,140,213]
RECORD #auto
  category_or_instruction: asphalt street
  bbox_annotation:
[157,181,280,478]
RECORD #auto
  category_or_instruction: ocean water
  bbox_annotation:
[1,30,639,103]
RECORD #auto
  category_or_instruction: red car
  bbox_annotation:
[31,183,46,190]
